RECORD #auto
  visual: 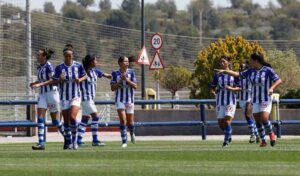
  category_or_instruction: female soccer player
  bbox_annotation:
[238,62,259,143]
[30,48,64,150]
[52,45,87,149]
[111,56,137,148]
[77,54,111,147]
[211,56,239,147]
[216,53,282,147]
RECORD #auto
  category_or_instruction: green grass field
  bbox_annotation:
[0,139,300,176]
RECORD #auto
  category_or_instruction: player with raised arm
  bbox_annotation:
[77,54,111,147]
[211,56,239,147]
[216,53,282,147]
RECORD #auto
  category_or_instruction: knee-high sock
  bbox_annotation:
[91,117,100,142]
[120,125,127,144]
[64,123,71,145]
[37,117,45,145]
[256,122,266,141]
[246,118,258,136]
[224,125,232,143]
[128,124,135,135]
[70,121,78,144]
[52,119,64,136]
[263,120,273,135]
[77,118,88,144]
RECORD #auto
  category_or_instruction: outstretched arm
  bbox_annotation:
[215,69,240,77]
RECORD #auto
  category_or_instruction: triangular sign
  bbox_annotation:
[149,51,164,70]
[136,46,150,65]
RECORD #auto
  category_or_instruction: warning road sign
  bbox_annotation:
[149,51,164,70]
[136,46,150,65]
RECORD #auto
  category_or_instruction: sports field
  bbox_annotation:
[0,139,299,176]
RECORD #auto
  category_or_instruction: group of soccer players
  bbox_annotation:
[30,44,137,150]
[212,53,282,147]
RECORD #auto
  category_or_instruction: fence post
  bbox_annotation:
[26,105,32,136]
[200,104,206,140]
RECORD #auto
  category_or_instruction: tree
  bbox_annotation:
[77,0,95,8]
[190,35,265,99]
[156,0,177,19]
[99,0,111,11]
[159,66,191,100]
[43,2,56,14]
[62,1,88,20]
[267,49,300,95]
[121,0,140,14]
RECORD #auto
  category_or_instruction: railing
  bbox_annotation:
[0,99,299,140]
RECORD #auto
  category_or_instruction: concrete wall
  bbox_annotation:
[135,109,300,136]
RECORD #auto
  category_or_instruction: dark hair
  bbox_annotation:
[63,43,74,54]
[40,48,55,60]
[250,52,272,68]
[220,55,231,62]
[118,56,127,64]
[82,54,96,77]
[128,56,135,63]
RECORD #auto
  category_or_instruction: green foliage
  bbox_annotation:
[281,89,300,108]
[190,35,265,99]
[267,49,300,95]
[159,66,192,99]
[43,2,56,14]
[62,1,89,20]
[99,0,111,11]
[77,0,95,8]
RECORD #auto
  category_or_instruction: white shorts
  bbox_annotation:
[216,104,236,119]
[81,100,97,116]
[253,101,272,114]
[116,102,134,114]
[60,97,81,110]
[37,90,60,112]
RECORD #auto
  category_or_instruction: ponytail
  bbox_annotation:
[82,54,96,77]
[41,48,55,60]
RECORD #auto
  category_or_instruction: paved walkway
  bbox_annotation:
[0,132,299,143]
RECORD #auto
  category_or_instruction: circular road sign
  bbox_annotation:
[151,33,163,50]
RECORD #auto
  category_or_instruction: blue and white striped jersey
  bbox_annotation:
[211,73,239,106]
[53,61,86,101]
[238,76,252,102]
[240,66,280,103]
[37,61,57,94]
[80,68,104,101]
[111,69,137,104]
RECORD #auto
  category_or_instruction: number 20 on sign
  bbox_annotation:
[151,33,163,50]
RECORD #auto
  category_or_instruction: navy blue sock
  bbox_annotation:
[120,125,127,144]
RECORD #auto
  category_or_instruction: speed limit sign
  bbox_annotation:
[151,33,163,50]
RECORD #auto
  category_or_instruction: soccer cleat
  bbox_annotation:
[269,132,276,147]
[256,136,260,143]
[222,142,229,148]
[77,142,88,147]
[32,144,45,150]
[130,133,136,144]
[121,143,127,148]
[63,138,71,150]
[72,143,78,150]
[249,135,256,143]
[260,140,267,147]
[92,141,106,147]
